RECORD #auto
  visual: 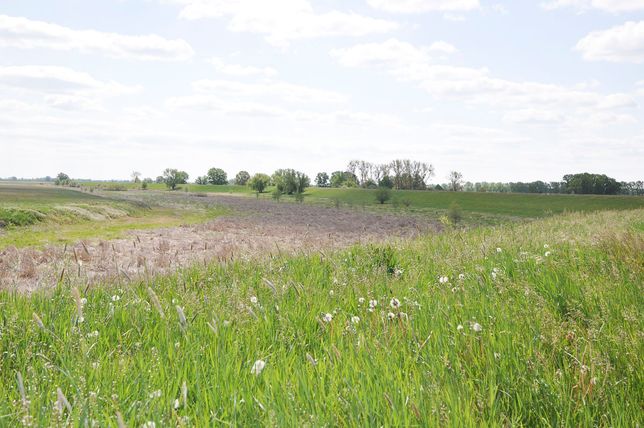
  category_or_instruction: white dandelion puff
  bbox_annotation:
[545,251,551,257]
[387,312,396,320]
[472,322,483,333]
[496,247,502,253]
[351,316,360,324]
[323,313,333,323]
[358,297,365,305]
[458,273,465,280]
[390,298,400,309]
[457,324,464,331]
[251,359,266,376]
[250,296,258,305]
[439,276,449,284]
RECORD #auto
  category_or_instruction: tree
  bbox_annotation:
[195,176,209,185]
[235,170,250,186]
[315,172,329,187]
[563,173,621,195]
[55,172,70,186]
[272,169,310,195]
[207,168,228,185]
[248,173,271,193]
[448,171,464,192]
[155,176,164,184]
[374,188,392,204]
[131,171,141,183]
[378,175,394,189]
[163,168,189,190]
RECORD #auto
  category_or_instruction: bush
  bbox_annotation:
[401,198,412,208]
[295,192,305,203]
[448,201,463,224]
[248,173,271,193]
[375,188,392,204]
[272,188,282,202]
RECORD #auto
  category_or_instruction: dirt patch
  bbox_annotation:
[0,194,440,292]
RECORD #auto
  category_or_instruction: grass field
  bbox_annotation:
[0,184,227,248]
[78,181,644,218]
[0,208,642,426]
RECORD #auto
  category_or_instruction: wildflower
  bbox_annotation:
[545,251,551,257]
[458,273,465,280]
[398,312,408,320]
[250,296,258,305]
[496,247,502,253]
[87,330,99,338]
[472,322,483,333]
[491,271,497,280]
[80,298,87,305]
[358,297,365,305]
[394,267,404,276]
[544,244,550,249]
[149,390,162,399]
[323,313,333,323]
[111,295,120,302]
[351,316,360,324]
[457,324,464,331]
[329,290,334,296]
[390,298,400,309]
[387,312,396,320]
[251,359,266,376]
[369,299,378,309]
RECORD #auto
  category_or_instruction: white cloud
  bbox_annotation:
[209,58,277,77]
[428,41,458,54]
[541,0,644,13]
[366,0,480,13]
[0,14,194,61]
[0,65,139,95]
[576,21,644,63]
[331,39,638,123]
[503,109,564,124]
[167,0,397,47]
[192,79,347,104]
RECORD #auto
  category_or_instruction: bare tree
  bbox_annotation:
[448,171,464,191]
[357,161,372,187]
[131,171,141,183]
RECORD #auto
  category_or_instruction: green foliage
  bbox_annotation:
[374,187,392,204]
[378,175,393,189]
[315,172,329,187]
[235,171,250,186]
[563,172,621,195]
[272,169,310,195]
[54,172,70,186]
[248,173,271,193]
[294,192,305,203]
[330,171,357,188]
[141,181,148,190]
[0,208,44,226]
[207,168,228,185]
[272,188,282,202]
[162,168,189,190]
[448,201,463,224]
[194,176,209,185]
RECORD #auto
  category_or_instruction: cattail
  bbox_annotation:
[32,312,45,330]
[147,287,165,318]
[116,411,126,428]
[56,387,72,414]
[71,287,84,323]
[16,371,26,405]
[176,306,187,330]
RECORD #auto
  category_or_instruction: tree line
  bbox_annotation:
[315,159,434,190]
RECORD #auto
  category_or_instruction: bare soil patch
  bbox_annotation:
[0,194,440,292]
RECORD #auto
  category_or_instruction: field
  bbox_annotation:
[0,184,642,426]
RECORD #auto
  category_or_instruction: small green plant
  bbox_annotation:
[401,198,412,208]
[272,188,282,202]
[374,188,392,205]
[448,201,463,225]
[141,181,148,190]
[295,192,305,203]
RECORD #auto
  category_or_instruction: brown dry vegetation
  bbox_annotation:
[0,194,439,291]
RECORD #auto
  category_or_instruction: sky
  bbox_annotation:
[0,0,643,183]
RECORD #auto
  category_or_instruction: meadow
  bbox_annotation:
[0,183,642,426]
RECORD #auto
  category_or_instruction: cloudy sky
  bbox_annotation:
[1,0,643,183]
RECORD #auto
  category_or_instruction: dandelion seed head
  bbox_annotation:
[390,298,400,309]
[457,324,464,331]
[351,316,360,324]
[358,297,365,305]
[250,296,258,305]
[323,313,333,323]
[496,247,502,253]
[472,322,483,332]
[251,359,266,375]
[387,312,396,320]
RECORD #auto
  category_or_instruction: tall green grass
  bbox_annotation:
[0,209,642,426]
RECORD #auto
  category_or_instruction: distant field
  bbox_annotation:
[0,184,227,248]
[78,181,644,218]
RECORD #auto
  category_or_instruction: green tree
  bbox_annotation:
[272,169,310,195]
[55,172,70,186]
[163,168,189,190]
[195,176,209,185]
[315,172,329,187]
[235,171,250,186]
[207,168,228,185]
[248,173,271,193]
[448,171,464,192]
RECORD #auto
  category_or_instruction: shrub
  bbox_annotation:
[375,188,392,204]
[248,173,271,193]
[295,192,305,203]
[448,201,463,224]
[163,168,189,190]
[272,188,282,202]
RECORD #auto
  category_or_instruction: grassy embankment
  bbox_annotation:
[0,184,227,248]
[0,208,641,426]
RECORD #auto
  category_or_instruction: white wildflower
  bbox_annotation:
[544,244,550,249]
[458,273,465,280]
[390,298,400,309]
[323,313,333,323]
[358,297,365,305]
[387,312,396,320]
[496,247,502,253]
[439,276,449,284]
[351,316,360,324]
[472,322,483,333]
[457,324,464,331]
[149,390,162,399]
[250,296,258,305]
[545,251,551,257]
[251,359,266,376]
[111,295,120,302]
[369,299,378,308]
